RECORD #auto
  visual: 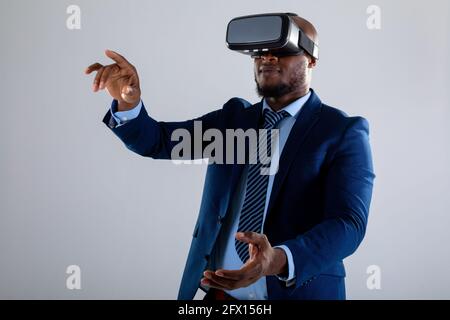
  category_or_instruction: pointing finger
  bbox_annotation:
[105,49,130,68]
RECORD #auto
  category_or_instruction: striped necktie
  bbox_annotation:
[235,108,290,263]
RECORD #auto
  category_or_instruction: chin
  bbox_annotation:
[256,82,292,99]
[258,80,279,89]
[259,84,280,93]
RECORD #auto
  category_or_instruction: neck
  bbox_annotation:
[265,87,310,111]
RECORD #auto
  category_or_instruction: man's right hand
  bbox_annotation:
[85,50,141,112]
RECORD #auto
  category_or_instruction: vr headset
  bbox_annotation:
[226,13,319,59]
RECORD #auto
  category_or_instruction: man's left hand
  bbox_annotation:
[201,232,287,290]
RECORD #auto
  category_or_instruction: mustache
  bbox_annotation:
[258,66,281,73]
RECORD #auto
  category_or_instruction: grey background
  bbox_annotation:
[0,0,449,299]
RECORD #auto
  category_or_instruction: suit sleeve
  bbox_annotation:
[102,99,225,160]
[282,117,375,288]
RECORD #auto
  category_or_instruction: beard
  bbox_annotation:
[255,63,307,98]
[255,81,293,98]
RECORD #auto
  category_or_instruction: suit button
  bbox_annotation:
[205,254,210,261]
[217,216,225,224]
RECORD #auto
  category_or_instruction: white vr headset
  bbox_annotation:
[226,12,319,59]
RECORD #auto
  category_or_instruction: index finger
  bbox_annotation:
[215,260,259,281]
[105,49,130,68]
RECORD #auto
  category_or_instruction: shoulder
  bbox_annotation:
[320,103,370,133]
[223,97,255,110]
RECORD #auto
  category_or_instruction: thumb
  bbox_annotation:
[120,85,138,103]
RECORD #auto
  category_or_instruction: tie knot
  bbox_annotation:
[263,108,290,128]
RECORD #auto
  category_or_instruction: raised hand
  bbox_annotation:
[85,50,141,111]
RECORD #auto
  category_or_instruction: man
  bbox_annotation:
[85,13,375,300]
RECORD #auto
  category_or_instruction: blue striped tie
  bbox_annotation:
[235,108,290,263]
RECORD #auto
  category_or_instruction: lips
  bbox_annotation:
[259,66,281,75]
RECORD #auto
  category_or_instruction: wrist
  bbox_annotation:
[271,248,288,276]
[117,99,140,112]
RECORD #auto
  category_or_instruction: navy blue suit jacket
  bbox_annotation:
[103,90,375,300]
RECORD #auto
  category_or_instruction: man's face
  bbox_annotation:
[254,53,309,98]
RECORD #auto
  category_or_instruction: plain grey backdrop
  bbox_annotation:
[0,0,449,299]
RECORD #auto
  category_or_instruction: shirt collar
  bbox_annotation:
[262,90,312,118]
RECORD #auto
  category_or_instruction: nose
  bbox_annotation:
[257,52,279,63]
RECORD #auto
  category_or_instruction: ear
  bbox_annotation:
[308,57,317,68]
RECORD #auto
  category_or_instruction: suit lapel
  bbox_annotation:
[265,90,323,222]
[222,101,263,218]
